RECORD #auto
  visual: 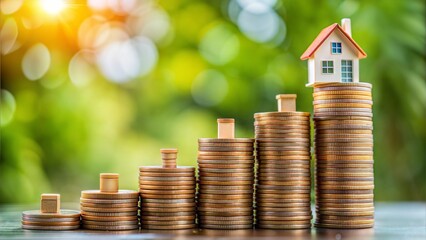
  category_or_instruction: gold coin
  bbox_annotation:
[257,138,310,143]
[81,190,139,199]
[198,202,253,208]
[198,142,255,147]
[80,203,137,208]
[199,138,254,143]
[81,215,137,221]
[199,176,254,181]
[316,214,374,220]
[197,198,253,203]
[197,216,253,221]
[256,223,311,229]
[197,160,254,165]
[139,166,195,172]
[254,123,310,129]
[254,112,310,118]
[254,116,310,121]
[198,185,253,190]
[197,155,254,160]
[255,120,310,125]
[82,220,137,226]
[198,211,252,216]
[80,206,138,213]
[140,215,195,221]
[22,224,80,230]
[22,216,80,222]
[81,211,136,217]
[198,172,254,177]
[313,82,372,88]
[257,180,310,186]
[313,99,373,105]
[139,189,195,195]
[199,147,254,152]
[256,216,312,222]
[257,175,310,181]
[315,209,374,216]
[82,224,139,230]
[22,210,81,219]
[255,193,310,200]
[140,194,194,199]
[257,146,310,152]
[316,198,373,204]
[198,164,254,169]
[313,90,371,96]
[257,151,311,156]
[80,198,138,204]
[256,211,311,217]
[140,224,196,230]
[199,220,253,225]
[254,129,310,134]
[140,211,194,216]
[138,176,195,181]
[138,171,194,177]
[316,194,373,200]
[314,222,373,229]
[314,86,372,92]
[315,142,373,148]
[199,224,253,230]
[256,202,311,208]
[141,207,195,213]
[197,194,253,200]
[139,184,194,190]
[141,198,194,204]
[316,202,374,208]
[140,202,195,208]
[140,220,195,225]
[138,180,196,186]
[21,220,80,226]
[198,180,254,185]
[256,142,310,148]
[315,112,373,117]
[198,151,253,156]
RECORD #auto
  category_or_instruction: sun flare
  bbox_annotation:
[40,0,66,15]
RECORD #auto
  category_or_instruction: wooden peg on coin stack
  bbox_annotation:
[80,173,139,231]
[254,94,312,229]
[22,193,81,230]
[139,148,196,230]
[197,118,255,230]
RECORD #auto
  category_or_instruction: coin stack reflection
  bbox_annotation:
[254,94,312,229]
[197,118,255,230]
[139,149,196,230]
[313,82,374,229]
[80,173,139,230]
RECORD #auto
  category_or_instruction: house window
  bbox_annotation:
[322,61,334,74]
[331,42,342,54]
[341,60,353,82]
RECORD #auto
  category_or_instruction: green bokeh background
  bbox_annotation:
[1,0,425,203]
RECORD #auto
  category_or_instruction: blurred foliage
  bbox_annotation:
[1,0,425,203]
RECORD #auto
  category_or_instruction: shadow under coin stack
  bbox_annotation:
[254,94,312,229]
[139,149,196,230]
[197,118,255,229]
[313,82,374,229]
[80,173,139,230]
[22,194,80,230]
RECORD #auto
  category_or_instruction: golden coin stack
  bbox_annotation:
[197,118,255,230]
[254,94,312,229]
[80,173,139,231]
[22,194,80,230]
[313,82,374,229]
[139,148,196,230]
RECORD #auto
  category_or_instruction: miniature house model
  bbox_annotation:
[300,18,367,86]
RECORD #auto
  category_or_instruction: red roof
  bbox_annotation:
[300,23,367,60]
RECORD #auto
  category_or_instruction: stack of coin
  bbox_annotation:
[254,94,312,229]
[139,148,196,230]
[80,173,139,231]
[197,118,255,230]
[22,194,80,230]
[313,82,374,229]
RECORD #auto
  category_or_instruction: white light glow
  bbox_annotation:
[40,0,66,15]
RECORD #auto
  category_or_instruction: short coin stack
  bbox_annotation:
[197,118,255,230]
[22,194,80,230]
[313,82,374,229]
[139,149,196,230]
[80,173,139,231]
[254,94,312,229]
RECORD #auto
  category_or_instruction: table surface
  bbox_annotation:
[0,202,425,240]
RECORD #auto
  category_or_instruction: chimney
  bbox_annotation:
[341,18,352,37]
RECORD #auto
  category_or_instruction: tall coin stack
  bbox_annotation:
[80,173,139,231]
[139,149,196,230]
[197,118,255,229]
[254,94,312,229]
[313,82,374,229]
[22,194,80,230]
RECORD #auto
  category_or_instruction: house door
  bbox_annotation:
[341,60,353,82]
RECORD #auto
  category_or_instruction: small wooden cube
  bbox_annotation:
[40,194,60,213]
[276,94,297,112]
[100,173,119,193]
[217,118,235,139]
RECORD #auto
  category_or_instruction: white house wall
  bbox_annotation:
[309,30,360,85]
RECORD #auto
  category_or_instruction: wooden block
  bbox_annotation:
[276,94,297,112]
[161,148,177,168]
[100,173,119,193]
[40,194,60,213]
[217,118,235,139]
